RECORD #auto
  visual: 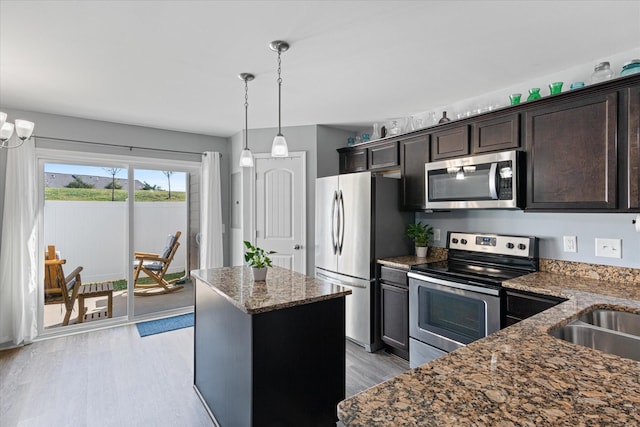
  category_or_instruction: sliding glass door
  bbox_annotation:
[42,162,129,329]
[132,168,191,317]
[39,152,199,333]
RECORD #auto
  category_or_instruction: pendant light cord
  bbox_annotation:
[277,49,283,136]
[244,78,249,149]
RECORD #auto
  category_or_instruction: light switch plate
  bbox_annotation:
[595,238,622,258]
[563,236,577,253]
[433,228,441,242]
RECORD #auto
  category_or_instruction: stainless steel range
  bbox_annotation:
[408,231,538,368]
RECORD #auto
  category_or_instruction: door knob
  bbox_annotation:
[293,244,301,250]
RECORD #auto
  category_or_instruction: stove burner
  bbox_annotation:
[410,231,539,288]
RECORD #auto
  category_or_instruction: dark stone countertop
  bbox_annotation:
[191,266,351,315]
[338,270,640,426]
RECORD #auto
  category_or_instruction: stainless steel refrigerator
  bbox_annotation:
[315,171,412,352]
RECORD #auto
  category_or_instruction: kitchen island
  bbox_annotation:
[192,266,351,427]
[338,266,640,425]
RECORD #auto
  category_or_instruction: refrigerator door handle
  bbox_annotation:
[338,190,345,254]
[331,190,338,254]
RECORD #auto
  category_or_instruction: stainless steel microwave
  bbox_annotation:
[425,150,523,209]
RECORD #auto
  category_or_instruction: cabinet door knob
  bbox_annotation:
[293,244,301,250]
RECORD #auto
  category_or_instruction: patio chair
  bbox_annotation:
[44,245,84,326]
[133,231,183,296]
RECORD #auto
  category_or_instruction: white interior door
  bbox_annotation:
[254,152,306,273]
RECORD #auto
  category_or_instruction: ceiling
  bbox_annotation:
[1,1,639,138]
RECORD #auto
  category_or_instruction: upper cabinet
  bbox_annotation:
[472,113,520,154]
[430,125,469,160]
[338,141,399,174]
[368,140,399,170]
[400,134,430,210]
[338,146,367,174]
[335,74,640,212]
[625,84,640,210]
[525,92,618,210]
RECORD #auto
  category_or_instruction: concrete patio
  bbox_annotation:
[44,280,194,329]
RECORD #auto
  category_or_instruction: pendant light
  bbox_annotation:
[269,40,290,157]
[238,73,255,168]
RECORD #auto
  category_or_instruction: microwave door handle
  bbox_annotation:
[489,162,498,200]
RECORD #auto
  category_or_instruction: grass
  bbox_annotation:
[104,271,187,291]
[45,188,186,202]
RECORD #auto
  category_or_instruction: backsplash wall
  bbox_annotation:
[416,210,640,269]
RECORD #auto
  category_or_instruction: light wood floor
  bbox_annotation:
[0,325,408,426]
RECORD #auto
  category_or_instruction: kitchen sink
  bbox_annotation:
[549,307,640,362]
[576,309,640,336]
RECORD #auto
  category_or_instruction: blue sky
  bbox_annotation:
[44,163,187,191]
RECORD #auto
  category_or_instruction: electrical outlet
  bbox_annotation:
[595,238,622,258]
[563,236,577,253]
[433,228,441,242]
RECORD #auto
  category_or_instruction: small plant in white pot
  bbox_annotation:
[405,222,434,258]
[244,241,276,281]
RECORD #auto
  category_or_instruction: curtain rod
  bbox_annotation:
[34,135,221,157]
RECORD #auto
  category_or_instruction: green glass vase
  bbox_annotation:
[527,88,541,101]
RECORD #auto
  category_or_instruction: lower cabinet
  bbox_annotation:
[379,266,409,360]
[504,289,567,327]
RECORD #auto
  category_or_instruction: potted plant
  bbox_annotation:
[405,222,434,258]
[243,241,276,281]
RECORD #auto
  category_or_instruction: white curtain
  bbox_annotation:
[0,138,38,346]
[200,152,224,269]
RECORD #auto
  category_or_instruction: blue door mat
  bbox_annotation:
[136,313,194,337]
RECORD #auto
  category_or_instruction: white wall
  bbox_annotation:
[44,201,187,283]
[317,125,352,178]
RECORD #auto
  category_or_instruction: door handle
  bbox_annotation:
[293,244,301,250]
[331,191,338,254]
[489,162,498,200]
[338,190,345,255]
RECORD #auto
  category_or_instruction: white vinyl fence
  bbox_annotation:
[44,201,187,283]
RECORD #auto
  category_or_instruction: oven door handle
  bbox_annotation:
[407,272,500,297]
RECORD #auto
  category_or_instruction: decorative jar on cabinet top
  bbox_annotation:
[591,61,614,83]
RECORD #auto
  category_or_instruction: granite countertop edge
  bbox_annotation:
[192,266,351,315]
[338,270,640,426]
[377,254,447,270]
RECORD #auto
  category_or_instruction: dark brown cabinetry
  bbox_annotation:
[525,92,618,210]
[472,113,520,154]
[368,141,399,170]
[431,125,469,160]
[338,146,367,174]
[378,265,409,360]
[504,289,567,327]
[625,85,640,209]
[400,134,430,210]
[336,75,640,212]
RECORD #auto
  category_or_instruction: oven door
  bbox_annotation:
[408,273,501,353]
[425,150,520,209]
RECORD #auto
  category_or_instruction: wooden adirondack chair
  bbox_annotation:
[44,245,84,326]
[133,231,183,296]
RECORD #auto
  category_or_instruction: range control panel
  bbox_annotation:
[448,232,536,258]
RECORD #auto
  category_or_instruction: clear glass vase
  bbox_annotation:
[371,123,381,140]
